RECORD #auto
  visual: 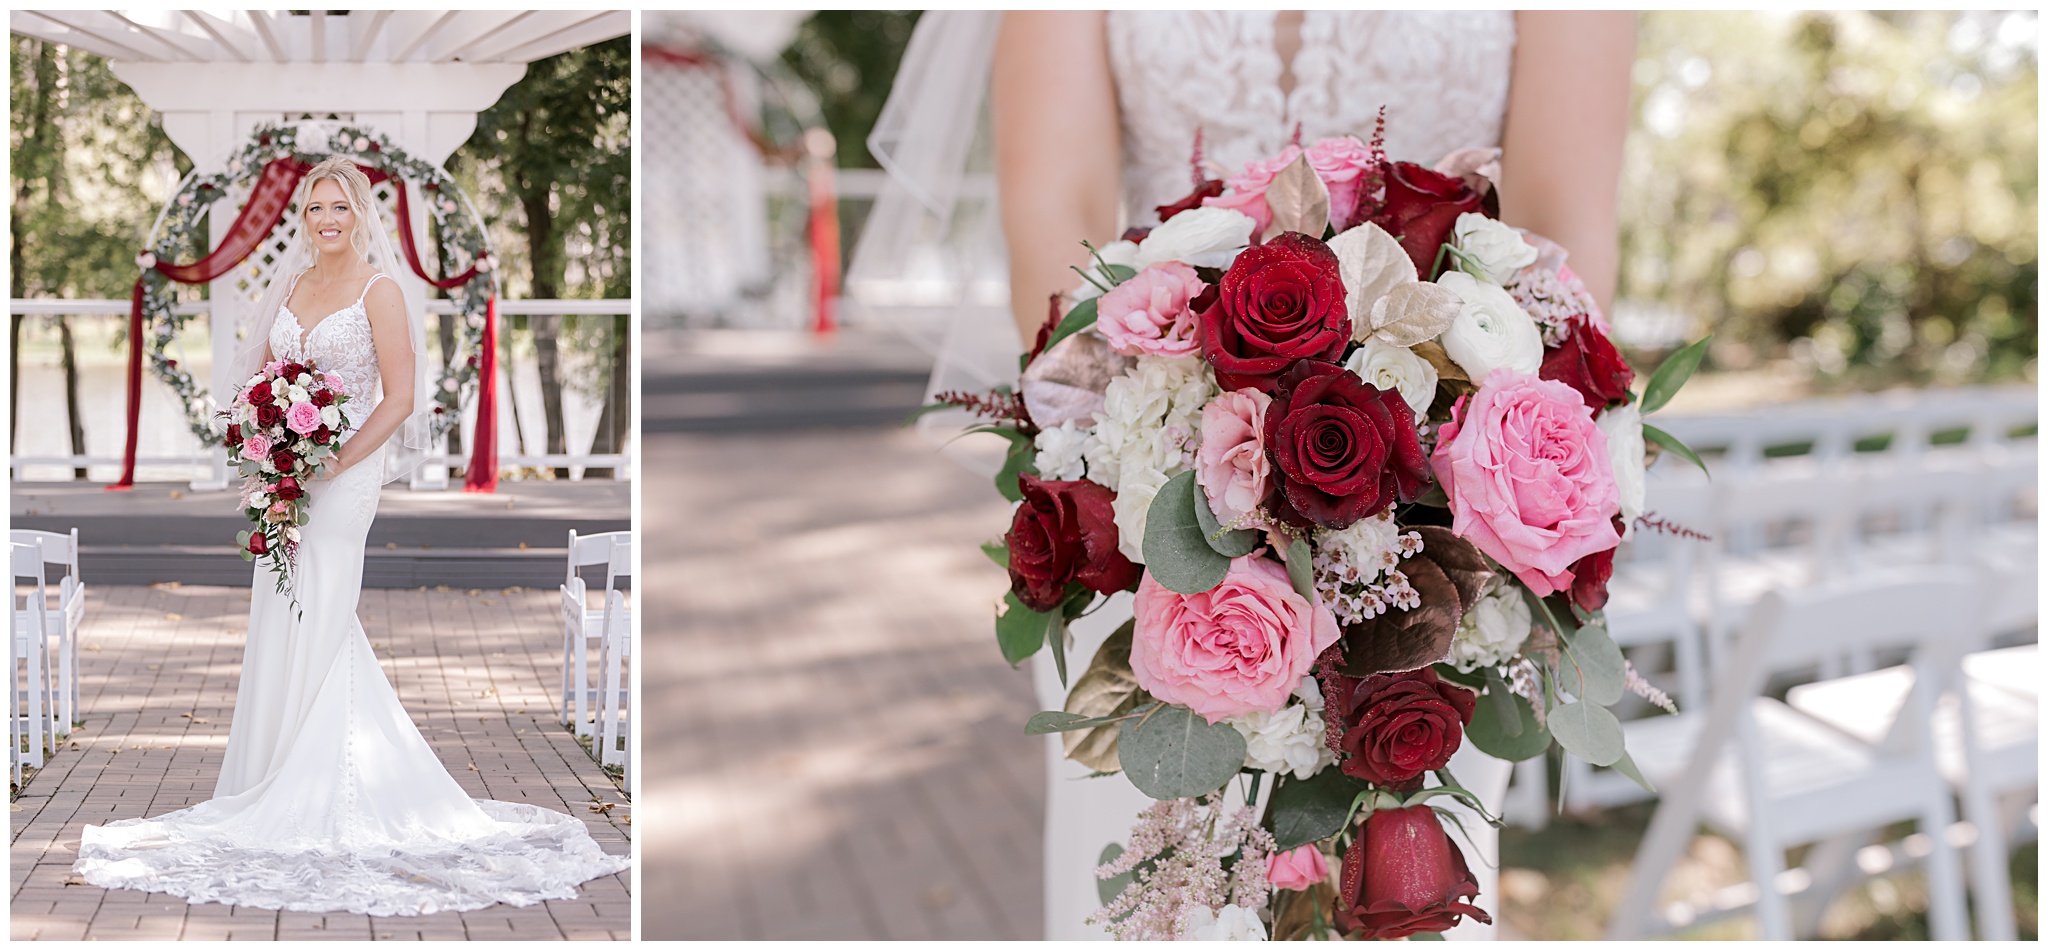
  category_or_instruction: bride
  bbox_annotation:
[854,10,1632,940]
[73,157,629,917]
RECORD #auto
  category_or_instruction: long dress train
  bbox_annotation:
[74,273,629,916]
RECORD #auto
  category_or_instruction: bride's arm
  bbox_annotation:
[331,279,415,475]
[1497,11,1636,317]
[992,10,1123,346]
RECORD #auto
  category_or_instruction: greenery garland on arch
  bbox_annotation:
[137,120,496,447]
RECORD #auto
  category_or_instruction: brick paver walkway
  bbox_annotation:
[9,584,630,941]
[640,427,1045,940]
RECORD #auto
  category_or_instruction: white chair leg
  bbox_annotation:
[574,625,592,738]
[559,624,576,726]
[1919,800,1972,941]
[1960,787,2018,941]
[1745,829,1792,940]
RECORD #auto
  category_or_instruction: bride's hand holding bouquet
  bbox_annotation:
[221,358,355,594]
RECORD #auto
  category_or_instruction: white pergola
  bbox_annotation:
[10,9,630,488]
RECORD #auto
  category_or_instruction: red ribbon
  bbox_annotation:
[807,149,841,335]
[462,296,499,493]
[113,155,499,492]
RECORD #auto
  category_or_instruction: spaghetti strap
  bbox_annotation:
[355,272,393,306]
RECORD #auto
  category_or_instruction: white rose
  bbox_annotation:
[1599,403,1646,538]
[1111,466,1169,563]
[1453,212,1538,285]
[1181,904,1269,941]
[1070,240,1140,302]
[1342,337,1439,418]
[319,404,343,430]
[1448,585,1534,672]
[1229,678,1333,780]
[287,385,310,404]
[1135,206,1256,270]
[1436,271,1542,381]
[1032,420,1091,481]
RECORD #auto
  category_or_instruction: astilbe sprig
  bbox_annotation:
[929,387,1037,437]
[1089,796,1276,940]
[1634,512,1713,541]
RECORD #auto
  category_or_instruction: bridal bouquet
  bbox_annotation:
[220,359,355,596]
[932,120,1709,940]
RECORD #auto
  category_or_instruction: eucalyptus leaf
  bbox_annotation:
[1191,478,1259,557]
[1643,423,1710,478]
[1466,679,1550,762]
[1266,768,1369,850]
[1609,749,1656,794]
[1482,667,1522,736]
[1548,700,1625,767]
[995,592,1057,667]
[1285,538,1314,603]
[1411,930,1446,940]
[1121,704,1247,801]
[1097,843,1132,907]
[1639,335,1711,415]
[1142,470,1232,594]
[1560,619,1626,707]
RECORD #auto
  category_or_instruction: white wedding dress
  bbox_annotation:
[74,273,629,917]
[1034,11,1520,940]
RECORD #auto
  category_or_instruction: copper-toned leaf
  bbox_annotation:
[1269,879,1339,941]
[1062,620,1144,772]
[1341,555,1463,675]
[1328,223,1416,341]
[1412,526,1493,613]
[1413,340,1475,418]
[1020,330,1133,428]
[1262,155,1331,243]
[1369,282,1462,348]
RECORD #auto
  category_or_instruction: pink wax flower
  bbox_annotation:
[1202,144,1303,239]
[284,401,323,436]
[1306,136,1377,231]
[1096,261,1206,358]
[1268,844,1331,892]
[241,433,273,460]
[1431,369,1622,598]
[1195,387,1273,529]
[1131,553,1340,723]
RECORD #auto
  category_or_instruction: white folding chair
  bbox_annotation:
[11,528,82,734]
[561,529,632,737]
[11,543,56,775]
[597,583,632,782]
[1608,571,1976,941]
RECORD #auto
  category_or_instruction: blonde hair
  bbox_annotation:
[296,156,379,262]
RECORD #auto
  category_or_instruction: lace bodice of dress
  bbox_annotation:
[1107,11,1516,227]
[271,271,386,425]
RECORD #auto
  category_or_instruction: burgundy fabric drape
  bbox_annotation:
[462,298,500,493]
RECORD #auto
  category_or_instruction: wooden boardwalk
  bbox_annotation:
[8,584,631,941]
[639,426,1046,940]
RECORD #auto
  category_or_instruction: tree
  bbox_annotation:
[451,36,631,478]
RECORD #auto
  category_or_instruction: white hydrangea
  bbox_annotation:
[1230,677,1334,780]
[1110,466,1170,563]
[1180,903,1269,941]
[1033,419,1091,481]
[1447,585,1534,673]
[1084,356,1218,563]
[1313,513,1425,625]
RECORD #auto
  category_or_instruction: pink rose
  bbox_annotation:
[1131,553,1341,723]
[1097,261,1206,358]
[1432,369,1622,597]
[1306,136,1377,231]
[1196,388,1274,529]
[284,401,323,436]
[241,433,273,460]
[264,360,284,376]
[1202,144,1303,238]
[1269,844,1331,892]
[324,374,347,396]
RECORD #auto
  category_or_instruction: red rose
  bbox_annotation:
[1336,804,1491,940]
[1198,232,1350,392]
[313,426,332,443]
[1369,162,1486,278]
[1004,474,1140,612]
[1156,178,1225,224]
[270,448,298,473]
[224,425,243,448]
[255,403,284,427]
[312,389,335,407]
[1331,666,1476,789]
[246,385,275,405]
[246,531,269,556]
[1567,515,1627,612]
[1264,360,1428,529]
[1540,316,1634,411]
[281,362,308,380]
[275,477,303,502]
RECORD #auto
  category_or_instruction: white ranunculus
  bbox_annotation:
[1071,240,1140,302]
[1453,212,1538,285]
[1448,584,1534,672]
[319,404,343,430]
[1598,403,1646,539]
[1182,904,1269,941]
[1136,207,1256,270]
[1343,337,1439,418]
[1229,677,1333,780]
[287,385,310,404]
[1111,466,1169,563]
[1436,271,1542,381]
[1032,419,1091,481]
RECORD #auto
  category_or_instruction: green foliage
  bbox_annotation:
[1118,703,1248,801]
[1141,470,1233,594]
[779,11,923,169]
[1622,11,2038,386]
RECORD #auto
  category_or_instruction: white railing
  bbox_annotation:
[10,297,633,485]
